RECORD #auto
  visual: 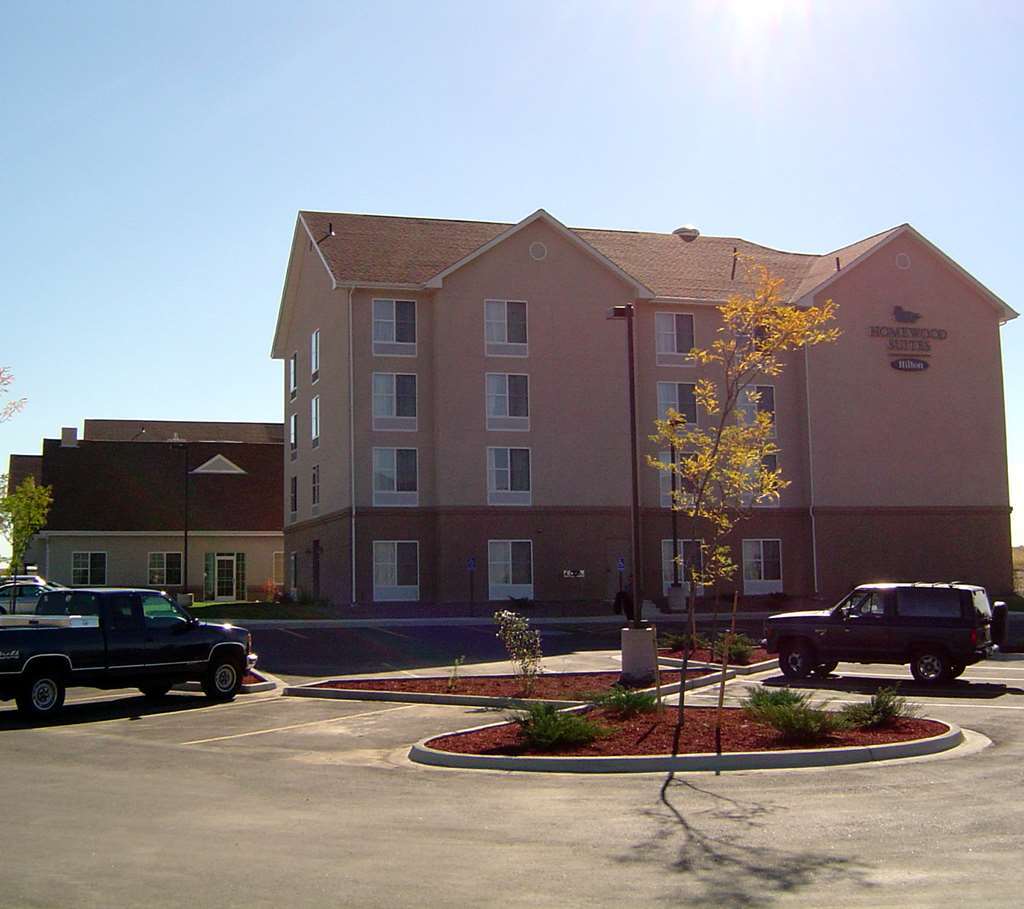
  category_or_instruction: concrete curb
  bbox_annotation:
[231,613,779,629]
[174,669,277,695]
[658,656,777,676]
[283,668,731,709]
[408,718,964,774]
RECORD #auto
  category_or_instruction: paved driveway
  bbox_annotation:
[2,654,1023,908]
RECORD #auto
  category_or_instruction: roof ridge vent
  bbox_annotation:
[673,225,700,241]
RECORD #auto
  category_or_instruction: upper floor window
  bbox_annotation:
[738,385,776,436]
[485,373,529,431]
[655,312,695,367]
[658,451,696,509]
[311,330,320,382]
[485,299,528,356]
[289,475,298,517]
[487,447,531,505]
[311,396,320,447]
[657,382,697,425]
[372,447,418,506]
[742,538,783,595]
[373,299,417,356]
[372,373,417,431]
[312,464,320,509]
[289,412,298,460]
[288,353,298,400]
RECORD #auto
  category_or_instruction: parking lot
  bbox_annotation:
[3,645,1024,908]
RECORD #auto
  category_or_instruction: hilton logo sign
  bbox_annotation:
[869,307,947,372]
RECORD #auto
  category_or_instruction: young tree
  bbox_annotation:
[1,367,26,423]
[0,476,53,607]
[648,262,839,740]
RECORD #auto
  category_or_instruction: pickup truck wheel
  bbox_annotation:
[779,642,814,679]
[812,661,839,677]
[203,655,242,701]
[948,662,966,680]
[140,684,172,700]
[16,670,66,719]
[910,650,951,684]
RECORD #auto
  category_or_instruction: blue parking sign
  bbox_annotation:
[467,557,476,572]
[617,557,625,572]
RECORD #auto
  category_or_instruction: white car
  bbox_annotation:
[0,582,59,615]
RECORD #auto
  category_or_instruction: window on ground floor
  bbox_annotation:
[742,539,782,595]
[373,541,419,602]
[660,539,704,596]
[273,551,285,586]
[72,551,106,586]
[488,539,533,601]
[148,551,183,586]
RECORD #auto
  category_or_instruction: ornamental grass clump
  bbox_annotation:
[840,687,918,729]
[710,632,756,665]
[660,631,708,652]
[742,686,848,742]
[591,685,659,717]
[493,610,543,694]
[512,703,606,751]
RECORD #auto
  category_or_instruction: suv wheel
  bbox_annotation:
[779,642,814,679]
[911,650,951,684]
[16,668,67,719]
[203,654,242,701]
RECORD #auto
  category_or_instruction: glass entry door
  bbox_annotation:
[215,554,236,600]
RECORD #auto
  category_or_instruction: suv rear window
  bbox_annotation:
[895,588,963,618]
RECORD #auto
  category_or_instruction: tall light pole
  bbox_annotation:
[607,303,644,630]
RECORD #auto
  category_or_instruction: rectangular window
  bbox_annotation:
[755,453,780,508]
[658,451,696,509]
[289,552,298,592]
[372,299,417,356]
[311,395,320,447]
[372,540,420,601]
[372,447,418,506]
[312,464,320,508]
[372,373,418,431]
[148,552,183,587]
[742,539,783,594]
[72,551,107,586]
[485,299,528,356]
[895,588,963,618]
[488,539,533,600]
[289,475,298,517]
[310,329,320,382]
[657,382,697,425]
[655,312,695,366]
[485,373,529,430]
[288,353,297,400]
[660,539,704,595]
[487,447,531,505]
[289,412,298,460]
[273,551,285,586]
[739,385,776,436]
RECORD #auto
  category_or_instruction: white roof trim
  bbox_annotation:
[191,454,247,475]
[423,209,656,299]
[796,224,1017,322]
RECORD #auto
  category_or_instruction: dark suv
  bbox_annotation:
[763,583,1004,684]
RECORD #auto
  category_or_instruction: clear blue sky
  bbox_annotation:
[2,0,1022,554]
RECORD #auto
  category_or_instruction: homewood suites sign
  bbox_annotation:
[868,307,947,371]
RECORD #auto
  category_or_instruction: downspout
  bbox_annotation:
[347,286,357,604]
[803,343,819,594]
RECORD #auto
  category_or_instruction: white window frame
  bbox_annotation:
[372,372,418,431]
[488,539,533,600]
[485,373,529,431]
[484,299,528,357]
[72,551,107,586]
[487,447,532,506]
[658,451,696,509]
[311,395,320,447]
[742,538,783,595]
[657,382,698,425]
[655,312,695,367]
[289,412,298,461]
[310,329,320,382]
[372,298,417,357]
[311,464,320,511]
[148,551,183,587]
[372,447,419,507]
[372,540,420,602]
[738,385,776,437]
[660,539,704,596]
[273,551,285,586]
[289,475,298,520]
[288,353,298,401]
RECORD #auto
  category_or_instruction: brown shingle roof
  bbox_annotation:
[6,454,42,493]
[83,420,284,444]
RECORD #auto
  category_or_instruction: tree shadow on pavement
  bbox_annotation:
[614,776,875,907]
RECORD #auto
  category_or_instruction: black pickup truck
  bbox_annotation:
[764,582,1004,684]
[0,588,255,718]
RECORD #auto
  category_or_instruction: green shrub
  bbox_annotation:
[742,686,848,742]
[839,687,918,729]
[591,685,658,717]
[512,704,606,750]
[711,632,756,664]
[659,631,708,652]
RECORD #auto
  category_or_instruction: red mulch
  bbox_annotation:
[242,672,265,685]
[428,707,947,757]
[659,647,772,666]
[312,670,707,701]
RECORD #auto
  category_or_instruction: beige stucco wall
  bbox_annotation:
[42,534,283,599]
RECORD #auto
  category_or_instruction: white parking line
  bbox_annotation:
[180,703,419,745]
